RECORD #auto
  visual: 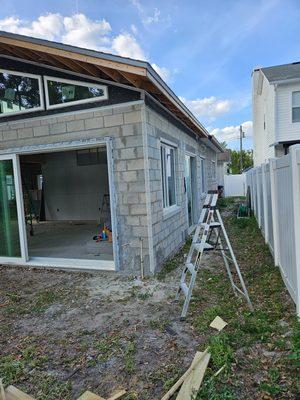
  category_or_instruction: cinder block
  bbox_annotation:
[130,204,147,215]
[50,122,67,135]
[122,170,138,182]
[104,113,124,127]
[33,125,50,137]
[84,117,104,130]
[3,130,17,141]
[18,128,33,139]
[124,111,141,124]
[25,119,41,128]
[126,159,144,170]
[126,216,140,226]
[67,120,84,132]
[94,108,113,117]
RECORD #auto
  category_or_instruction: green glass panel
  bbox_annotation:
[0,160,21,257]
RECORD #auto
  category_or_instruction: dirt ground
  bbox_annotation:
[0,200,299,399]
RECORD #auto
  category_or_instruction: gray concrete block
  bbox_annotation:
[85,117,104,130]
[124,111,141,124]
[50,122,67,135]
[33,125,50,137]
[18,128,33,139]
[67,120,85,132]
[104,113,124,127]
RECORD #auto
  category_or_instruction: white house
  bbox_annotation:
[252,62,300,166]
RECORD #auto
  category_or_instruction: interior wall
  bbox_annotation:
[43,149,109,221]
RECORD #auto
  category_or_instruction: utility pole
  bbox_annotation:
[239,125,245,173]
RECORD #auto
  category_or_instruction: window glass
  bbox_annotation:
[292,91,300,122]
[161,143,176,208]
[46,78,107,107]
[211,161,216,179]
[0,70,41,116]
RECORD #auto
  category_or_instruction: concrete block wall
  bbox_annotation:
[0,101,151,275]
[145,106,217,270]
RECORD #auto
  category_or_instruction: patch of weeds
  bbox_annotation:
[195,378,237,400]
[193,306,223,333]
[94,334,120,362]
[148,319,168,331]
[32,291,57,313]
[240,310,275,343]
[290,317,300,367]
[259,368,283,396]
[124,342,136,374]
[157,259,179,280]
[137,290,153,300]
[209,333,234,369]
[0,355,24,385]
[34,374,72,400]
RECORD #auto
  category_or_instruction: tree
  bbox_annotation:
[229,150,253,174]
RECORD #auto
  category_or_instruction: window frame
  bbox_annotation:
[292,91,300,123]
[160,140,177,211]
[0,68,44,118]
[200,157,206,194]
[211,160,216,179]
[44,75,108,110]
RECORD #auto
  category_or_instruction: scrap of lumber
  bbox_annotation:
[176,351,211,400]
[209,316,227,331]
[161,348,209,400]
[77,391,105,400]
[0,379,6,400]
[3,386,35,400]
[107,389,127,400]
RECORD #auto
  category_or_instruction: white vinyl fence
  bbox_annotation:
[246,144,300,315]
[224,174,246,197]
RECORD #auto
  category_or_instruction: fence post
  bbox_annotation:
[253,168,257,216]
[262,163,269,243]
[290,145,300,316]
[269,158,280,267]
[256,167,262,227]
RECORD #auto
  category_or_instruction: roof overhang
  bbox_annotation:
[0,30,224,150]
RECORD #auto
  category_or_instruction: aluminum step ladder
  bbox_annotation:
[176,190,253,319]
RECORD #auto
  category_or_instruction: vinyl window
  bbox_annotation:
[161,142,176,208]
[44,76,108,110]
[292,91,300,122]
[0,69,43,117]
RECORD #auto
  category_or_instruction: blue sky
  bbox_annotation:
[1,0,300,149]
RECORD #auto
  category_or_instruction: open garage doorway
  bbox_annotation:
[19,145,114,267]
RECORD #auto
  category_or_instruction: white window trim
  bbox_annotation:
[44,75,108,110]
[0,68,44,118]
[200,156,206,195]
[291,90,300,124]
[160,141,177,211]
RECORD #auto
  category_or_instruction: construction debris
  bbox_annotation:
[161,348,211,400]
[176,351,211,400]
[209,316,227,331]
[0,383,126,400]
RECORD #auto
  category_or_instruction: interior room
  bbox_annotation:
[20,146,113,262]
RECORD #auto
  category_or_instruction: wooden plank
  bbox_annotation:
[107,389,127,400]
[161,348,209,400]
[0,37,147,76]
[0,378,6,400]
[4,386,35,400]
[76,391,105,400]
[176,352,211,400]
[209,316,227,331]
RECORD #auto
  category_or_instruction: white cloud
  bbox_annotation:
[151,63,170,82]
[112,33,146,60]
[62,14,111,50]
[0,12,171,80]
[130,0,162,26]
[180,96,231,122]
[210,121,253,142]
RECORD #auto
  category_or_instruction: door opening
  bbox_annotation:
[185,155,195,227]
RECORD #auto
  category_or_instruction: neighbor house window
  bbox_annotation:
[44,76,108,110]
[161,142,176,208]
[0,69,43,117]
[292,91,300,122]
[200,157,206,193]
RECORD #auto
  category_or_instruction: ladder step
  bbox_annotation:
[185,262,195,274]
[201,221,221,228]
[180,282,189,297]
[193,242,214,251]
